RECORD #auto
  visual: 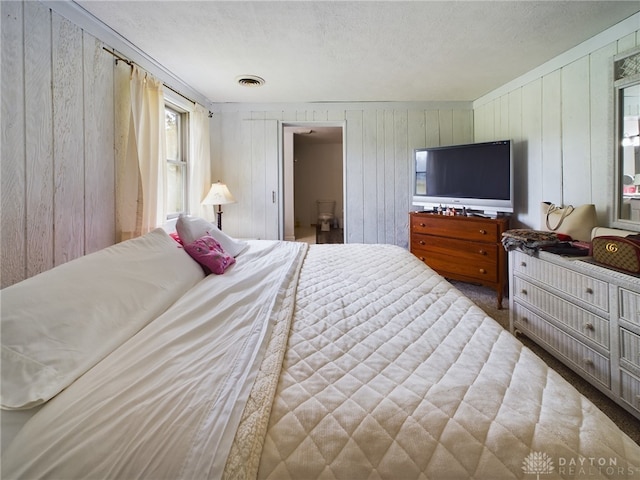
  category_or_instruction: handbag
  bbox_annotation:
[540,202,597,242]
[591,235,640,274]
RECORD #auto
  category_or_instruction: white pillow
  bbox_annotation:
[176,215,249,257]
[1,229,205,410]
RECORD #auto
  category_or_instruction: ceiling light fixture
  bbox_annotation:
[236,75,265,87]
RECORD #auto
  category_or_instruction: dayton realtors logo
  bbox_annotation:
[522,451,639,478]
[522,451,554,480]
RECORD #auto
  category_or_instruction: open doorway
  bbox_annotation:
[282,123,344,244]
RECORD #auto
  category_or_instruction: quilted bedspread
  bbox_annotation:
[225,244,640,480]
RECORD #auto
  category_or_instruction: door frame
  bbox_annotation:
[279,121,346,241]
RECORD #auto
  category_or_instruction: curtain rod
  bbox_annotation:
[102,47,213,118]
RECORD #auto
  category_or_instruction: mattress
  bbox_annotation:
[2,240,639,479]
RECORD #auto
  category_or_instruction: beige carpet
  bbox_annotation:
[450,280,640,446]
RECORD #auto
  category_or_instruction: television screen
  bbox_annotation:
[412,140,513,214]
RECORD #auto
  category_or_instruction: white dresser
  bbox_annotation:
[509,249,640,419]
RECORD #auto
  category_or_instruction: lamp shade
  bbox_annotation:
[201,182,236,206]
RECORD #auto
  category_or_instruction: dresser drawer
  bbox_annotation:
[620,370,640,413]
[513,302,610,387]
[411,235,498,262]
[512,251,609,312]
[513,277,609,348]
[620,328,640,371]
[414,251,498,282]
[619,288,640,327]
[411,215,499,242]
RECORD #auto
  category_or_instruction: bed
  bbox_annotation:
[2,217,639,479]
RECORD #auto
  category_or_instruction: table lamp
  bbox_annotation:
[202,181,236,230]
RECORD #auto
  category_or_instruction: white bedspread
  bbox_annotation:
[229,244,640,479]
[2,240,306,479]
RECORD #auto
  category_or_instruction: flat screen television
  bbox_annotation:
[412,140,513,214]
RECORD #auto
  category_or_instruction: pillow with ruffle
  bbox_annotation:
[1,229,204,409]
[184,235,236,275]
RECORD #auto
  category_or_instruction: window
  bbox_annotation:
[165,104,188,218]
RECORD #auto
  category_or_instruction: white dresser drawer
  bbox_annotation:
[513,302,610,387]
[620,370,640,413]
[513,277,609,348]
[620,328,640,371]
[512,251,609,311]
[619,288,640,327]
[509,249,640,418]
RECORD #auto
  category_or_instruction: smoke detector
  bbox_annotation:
[236,75,265,87]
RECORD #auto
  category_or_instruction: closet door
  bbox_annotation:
[233,118,279,240]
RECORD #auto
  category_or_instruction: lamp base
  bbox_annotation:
[216,207,223,231]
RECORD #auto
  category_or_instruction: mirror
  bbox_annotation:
[615,47,640,225]
[618,83,640,221]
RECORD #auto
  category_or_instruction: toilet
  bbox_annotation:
[316,200,336,232]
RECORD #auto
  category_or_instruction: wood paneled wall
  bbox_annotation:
[210,106,473,246]
[1,2,116,288]
[474,25,640,231]
[4,1,634,288]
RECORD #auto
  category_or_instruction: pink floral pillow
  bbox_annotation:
[183,235,235,275]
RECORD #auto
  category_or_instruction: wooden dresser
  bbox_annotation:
[409,211,510,308]
[510,249,640,419]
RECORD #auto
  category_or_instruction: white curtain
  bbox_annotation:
[115,65,166,241]
[114,62,135,242]
[189,104,212,219]
[130,66,166,233]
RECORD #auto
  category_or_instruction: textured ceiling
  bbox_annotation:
[74,1,640,104]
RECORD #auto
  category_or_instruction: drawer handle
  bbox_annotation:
[419,256,425,261]
[479,229,487,235]
[419,223,426,227]
[520,261,527,267]
[520,289,528,295]
[584,323,595,331]
[479,268,486,274]
[478,249,487,255]
[419,240,425,245]
[583,358,595,368]
[585,287,593,294]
